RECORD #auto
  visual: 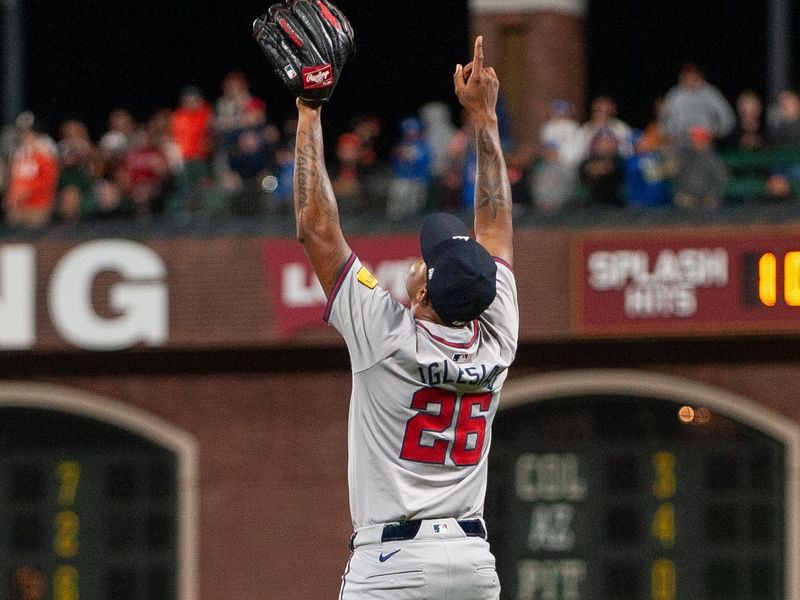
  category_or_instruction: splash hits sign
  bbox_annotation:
[573,230,800,337]
[586,246,729,318]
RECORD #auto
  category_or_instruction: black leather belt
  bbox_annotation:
[350,518,486,550]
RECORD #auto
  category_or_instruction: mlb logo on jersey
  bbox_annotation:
[452,353,470,363]
[432,523,449,534]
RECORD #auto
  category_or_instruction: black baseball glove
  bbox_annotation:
[253,0,355,106]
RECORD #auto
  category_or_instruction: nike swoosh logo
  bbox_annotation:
[379,549,402,562]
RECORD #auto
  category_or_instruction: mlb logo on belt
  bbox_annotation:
[432,523,449,534]
[302,64,333,89]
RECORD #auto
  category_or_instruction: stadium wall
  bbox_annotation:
[2,221,800,598]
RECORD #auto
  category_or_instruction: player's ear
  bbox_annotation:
[416,284,429,305]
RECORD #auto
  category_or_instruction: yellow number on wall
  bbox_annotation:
[651,503,675,547]
[54,511,80,558]
[651,559,676,600]
[652,452,676,499]
[56,461,81,507]
[53,565,79,600]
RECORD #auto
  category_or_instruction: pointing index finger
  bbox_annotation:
[473,36,484,78]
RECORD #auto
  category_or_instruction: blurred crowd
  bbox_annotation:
[532,63,800,214]
[2,64,800,230]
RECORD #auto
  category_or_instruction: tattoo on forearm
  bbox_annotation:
[294,126,339,222]
[475,127,511,219]
[295,141,314,210]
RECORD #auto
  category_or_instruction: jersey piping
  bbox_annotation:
[415,320,480,348]
[323,251,357,323]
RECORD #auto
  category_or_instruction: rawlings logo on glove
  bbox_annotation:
[303,64,333,89]
[253,0,355,105]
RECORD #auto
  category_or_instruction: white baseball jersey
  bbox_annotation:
[325,252,519,529]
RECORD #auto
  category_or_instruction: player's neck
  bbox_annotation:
[412,304,447,327]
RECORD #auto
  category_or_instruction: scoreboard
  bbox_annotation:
[486,395,785,600]
[0,407,177,600]
[573,230,800,336]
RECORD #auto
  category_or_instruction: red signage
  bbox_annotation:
[572,229,800,337]
[261,236,421,339]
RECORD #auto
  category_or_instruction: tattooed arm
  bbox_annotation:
[454,36,514,266]
[293,99,352,297]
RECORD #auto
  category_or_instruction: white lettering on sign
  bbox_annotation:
[517,559,587,600]
[280,258,415,307]
[0,240,168,351]
[515,453,587,502]
[49,240,168,350]
[587,248,728,318]
[0,245,36,349]
[527,502,576,552]
[282,263,326,307]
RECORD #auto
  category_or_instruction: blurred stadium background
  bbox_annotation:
[1,0,800,599]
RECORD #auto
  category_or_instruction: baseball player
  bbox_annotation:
[254,6,516,598]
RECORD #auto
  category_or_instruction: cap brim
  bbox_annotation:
[420,213,470,262]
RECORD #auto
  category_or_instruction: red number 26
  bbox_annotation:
[400,388,492,466]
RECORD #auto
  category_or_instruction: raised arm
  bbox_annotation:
[454,36,514,266]
[293,99,352,297]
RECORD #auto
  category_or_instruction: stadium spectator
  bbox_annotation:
[149,108,187,213]
[121,119,173,217]
[92,178,133,220]
[226,126,271,216]
[579,96,633,158]
[420,101,457,185]
[640,97,670,152]
[272,146,295,214]
[3,125,59,228]
[506,141,535,208]
[531,140,577,214]
[660,63,736,145]
[386,117,433,220]
[461,148,478,211]
[349,115,391,206]
[623,129,675,208]
[673,125,728,210]
[723,90,765,150]
[56,120,98,220]
[98,109,138,179]
[330,132,365,213]
[226,99,281,211]
[53,185,84,224]
[281,117,298,156]
[171,86,213,180]
[438,112,474,210]
[0,112,36,196]
[540,99,583,167]
[351,116,382,169]
[767,90,800,149]
[215,72,253,131]
[579,129,625,207]
[213,71,255,175]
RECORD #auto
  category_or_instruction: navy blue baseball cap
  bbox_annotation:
[420,213,497,326]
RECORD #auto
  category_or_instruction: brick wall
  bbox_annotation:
[19,350,800,598]
[472,10,586,147]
